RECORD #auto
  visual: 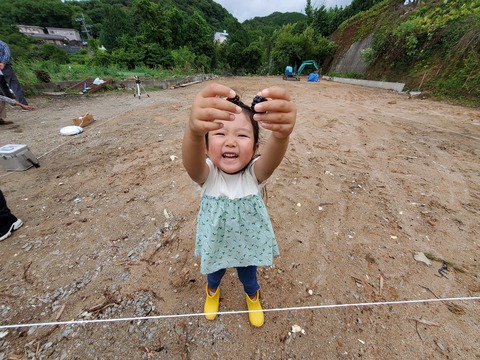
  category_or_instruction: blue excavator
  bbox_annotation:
[283,60,319,81]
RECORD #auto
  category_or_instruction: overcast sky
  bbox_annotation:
[213,0,353,23]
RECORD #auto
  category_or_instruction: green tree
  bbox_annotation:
[3,0,74,28]
[168,7,186,48]
[305,0,315,25]
[110,36,143,69]
[270,24,337,73]
[311,4,330,37]
[271,24,306,70]
[171,46,196,70]
[132,0,171,48]
[184,11,214,68]
[99,5,134,51]
[28,43,70,64]
[223,26,256,73]
[241,42,263,73]
[141,42,166,67]
[0,24,34,61]
[91,50,112,66]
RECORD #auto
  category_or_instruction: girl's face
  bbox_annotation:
[207,111,257,174]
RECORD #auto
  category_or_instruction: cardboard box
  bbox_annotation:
[0,144,40,171]
[72,113,95,128]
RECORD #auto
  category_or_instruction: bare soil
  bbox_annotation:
[0,76,479,359]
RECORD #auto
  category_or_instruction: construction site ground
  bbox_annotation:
[0,76,479,359]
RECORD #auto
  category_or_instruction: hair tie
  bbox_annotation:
[227,94,267,114]
[251,95,267,114]
[227,95,241,106]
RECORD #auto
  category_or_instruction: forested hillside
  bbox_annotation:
[243,12,307,28]
[0,0,478,104]
[328,0,479,104]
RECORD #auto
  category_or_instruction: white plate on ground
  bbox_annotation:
[60,126,84,136]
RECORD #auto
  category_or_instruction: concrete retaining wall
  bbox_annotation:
[323,76,405,92]
[335,35,373,75]
[28,74,217,94]
[119,74,217,90]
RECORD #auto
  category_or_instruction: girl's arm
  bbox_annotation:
[253,87,297,183]
[182,83,241,185]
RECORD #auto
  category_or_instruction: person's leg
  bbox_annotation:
[204,268,226,320]
[0,190,23,241]
[207,268,226,291]
[2,65,28,105]
[0,190,12,220]
[0,102,6,120]
[0,76,15,124]
[236,266,260,296]
[237,266,264,327]
[0,75,14,100]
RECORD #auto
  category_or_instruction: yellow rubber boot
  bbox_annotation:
[204,285,220,320]
[245,291,264,327]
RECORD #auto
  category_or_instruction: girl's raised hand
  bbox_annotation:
[189,83,242,136]
[252,87,296,139]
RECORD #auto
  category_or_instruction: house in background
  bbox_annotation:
[31,34,69,46]
[17,25,84,50]
[16,25,45,36]
[46,27,82,42]
[17,25,68,45]
[214,30,228,43]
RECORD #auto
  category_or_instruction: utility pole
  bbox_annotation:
[74,13,92,40]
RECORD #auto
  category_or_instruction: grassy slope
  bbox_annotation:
[329,0,480,106]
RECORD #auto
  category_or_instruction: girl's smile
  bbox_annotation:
[207,111,257,174]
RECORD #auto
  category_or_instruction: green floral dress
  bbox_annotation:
[195,158,279,274]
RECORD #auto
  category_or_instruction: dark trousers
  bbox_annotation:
[0,75,14,99]
[2,64,27,105]
[207,266,260,296]
[0,190,15,228]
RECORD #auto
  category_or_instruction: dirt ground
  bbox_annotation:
[0,76,479,359]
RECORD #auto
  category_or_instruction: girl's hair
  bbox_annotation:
[205,95,260,150]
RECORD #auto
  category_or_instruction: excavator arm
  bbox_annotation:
[297,60,319,76]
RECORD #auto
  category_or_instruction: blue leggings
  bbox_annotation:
[207,266,259,296]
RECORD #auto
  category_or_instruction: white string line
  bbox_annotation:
[0,95,158,179]
[0,296,479,330]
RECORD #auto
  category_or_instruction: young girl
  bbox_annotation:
[182,83,296,327]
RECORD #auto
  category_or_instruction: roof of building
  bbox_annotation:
[31,34,68,41]
[45,27,79,32]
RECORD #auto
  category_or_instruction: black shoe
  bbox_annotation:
[0,119,14,125]
[0,217,23,241]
